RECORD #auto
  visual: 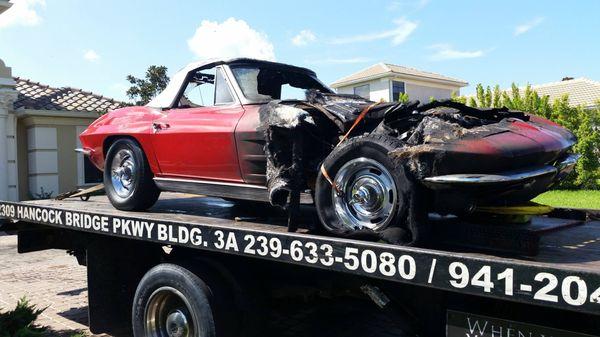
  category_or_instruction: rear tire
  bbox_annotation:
[104,138,160,211]
[132,264,217,337]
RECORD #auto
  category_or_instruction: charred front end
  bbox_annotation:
[260,91,577,217]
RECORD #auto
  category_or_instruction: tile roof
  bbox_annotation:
[330,62,468,88]
[529,78,600,108]
[13,77,125,112]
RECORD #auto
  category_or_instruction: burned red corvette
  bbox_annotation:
[79,58,578,244]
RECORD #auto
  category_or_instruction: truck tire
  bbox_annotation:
[132,264,217,337]
[315,134,410,234]
[104,138,160,211]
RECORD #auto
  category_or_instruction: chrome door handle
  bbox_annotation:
[152,123,170,133]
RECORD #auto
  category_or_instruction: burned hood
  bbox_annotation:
[390,112,576,178]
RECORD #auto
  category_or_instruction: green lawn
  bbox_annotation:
[533,190,600,210]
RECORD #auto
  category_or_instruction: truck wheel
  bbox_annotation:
[132,264,217,337]
[104,138,160,211]
[315,134,409,234]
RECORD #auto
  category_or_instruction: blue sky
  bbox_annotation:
[1,0,599,102]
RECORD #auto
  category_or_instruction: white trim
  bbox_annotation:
[0,77,16,86]
[332,72,467,89]
[391,75,462,91]
[76,126,86,186]
[17,109,101,119]
[0,113,7,201]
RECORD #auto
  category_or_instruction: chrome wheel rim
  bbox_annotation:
[110,148,136,198]
[332,158,397,231]
[145,287,195,337]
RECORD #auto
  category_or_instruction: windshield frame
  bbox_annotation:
[224,62,334,104]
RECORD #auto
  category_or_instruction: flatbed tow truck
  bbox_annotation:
[1,193,599,336]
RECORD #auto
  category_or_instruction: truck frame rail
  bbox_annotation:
[1,193,600,317]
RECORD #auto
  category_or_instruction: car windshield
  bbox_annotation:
[230,65,331,102]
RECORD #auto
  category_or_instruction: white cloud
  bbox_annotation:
[292,29,316,46]
[428,44,486,61]
[187,18,275,61]
[305,57,371,65]
[83,50,100,62]
[331,18,417,45]
[0,0,45,29]
[514,17,544,36]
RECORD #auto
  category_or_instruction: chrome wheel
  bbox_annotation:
[110,148,136,198]
[145,287,195,337]
[332,158,397,231]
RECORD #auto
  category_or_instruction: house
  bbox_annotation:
[0,59,123,201]
[330,62,468,103]
[0,0,10,15]
[527,77,600,109]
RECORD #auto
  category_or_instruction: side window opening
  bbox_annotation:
[177,67,235,108]
[230,65,330,101]
[179,68,215,108]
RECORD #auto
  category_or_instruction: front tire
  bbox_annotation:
[104,138,160,211]
[315,135,410,234]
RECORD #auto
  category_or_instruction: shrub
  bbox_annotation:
[453,84,600,190]
[0,297,46,337]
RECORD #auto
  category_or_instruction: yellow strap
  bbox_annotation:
[321,163,342,195]
[337,102,381,145]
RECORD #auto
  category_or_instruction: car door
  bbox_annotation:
[151,65,245,182]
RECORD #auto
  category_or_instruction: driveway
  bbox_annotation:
[0,232,104,337]
[0,230,410,337]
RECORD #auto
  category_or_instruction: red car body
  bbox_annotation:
[80,58,577,214]
[81,103,263,184]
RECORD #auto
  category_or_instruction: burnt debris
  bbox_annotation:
[258,90,536,237]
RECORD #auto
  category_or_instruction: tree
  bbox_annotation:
[126,65,170,105]
[451,91,467,104]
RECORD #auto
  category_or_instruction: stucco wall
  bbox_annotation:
[405,82,456,103]
[17,112,98,199]
[57,124,78,194]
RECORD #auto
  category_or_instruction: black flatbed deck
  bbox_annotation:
[2,193,600,316]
